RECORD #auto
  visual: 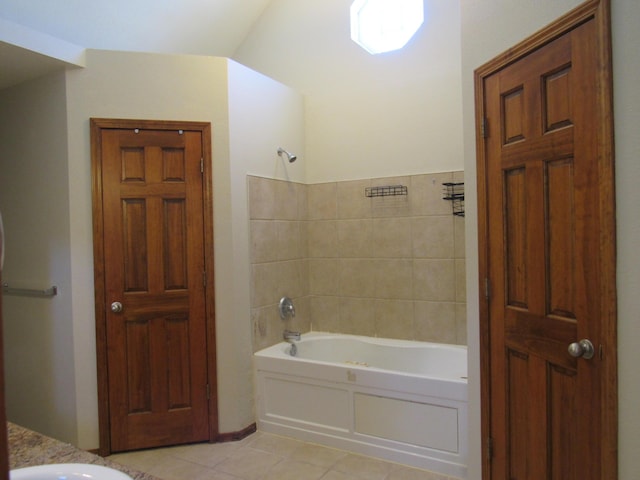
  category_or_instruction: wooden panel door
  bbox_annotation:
[476,2,616,479]
[92,119,216,453]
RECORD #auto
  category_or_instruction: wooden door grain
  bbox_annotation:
[475,1,616,478]
[92,119,217,453]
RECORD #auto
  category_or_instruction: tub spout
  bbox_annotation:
[283,330,301,342]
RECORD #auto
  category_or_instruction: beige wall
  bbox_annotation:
[0,49,304,449]
[0,72,76,444]
[64,49,232,447]
[461,0,640,477]
[221,60,305,432]
[249,171,466,351]
[234,0,464,184]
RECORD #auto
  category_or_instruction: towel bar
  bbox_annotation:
[2,283,57,297]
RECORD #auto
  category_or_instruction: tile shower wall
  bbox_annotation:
[249,172,466,352]
[249,176,311,352]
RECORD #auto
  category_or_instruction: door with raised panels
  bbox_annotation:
[92,119,216,452]
[476,2,616,479]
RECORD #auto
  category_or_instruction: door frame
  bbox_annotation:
[90,118,218,455]
[474,1,616,478]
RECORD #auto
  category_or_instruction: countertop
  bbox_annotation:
[7,423,158,480]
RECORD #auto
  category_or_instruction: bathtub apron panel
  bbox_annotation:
[254,333,468,479]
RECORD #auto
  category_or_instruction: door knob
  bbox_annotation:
[111,301,123,313]
[568,339,595,359]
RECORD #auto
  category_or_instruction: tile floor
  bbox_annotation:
[107,431,461,480]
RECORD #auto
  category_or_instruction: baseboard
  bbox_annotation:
[215,423,256,443]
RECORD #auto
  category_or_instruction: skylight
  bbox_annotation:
[350,0,424,55]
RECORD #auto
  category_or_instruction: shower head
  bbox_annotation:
[277,147,297,163]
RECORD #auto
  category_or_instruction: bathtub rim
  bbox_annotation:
[254,331,468,407]
[255,331,469,356]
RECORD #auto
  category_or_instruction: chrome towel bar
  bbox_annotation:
[2,283,57,297]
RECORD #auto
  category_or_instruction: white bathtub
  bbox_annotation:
[254,332,468,478]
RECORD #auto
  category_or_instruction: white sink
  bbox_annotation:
[10,464,133,480]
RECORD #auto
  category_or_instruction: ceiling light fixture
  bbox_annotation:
[350,0,424,55]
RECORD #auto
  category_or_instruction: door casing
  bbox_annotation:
[91,118,218,455]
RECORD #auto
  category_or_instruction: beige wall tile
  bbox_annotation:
[339,297,376,336]
[307,220,338,257]
[455,302,467,345]
[310,296,340,332]
[250,220,278,263]
[308,182,337,220]
[337,179,372,219]
[410,173,453,216]
[413,259,456,302]
[299,219,309,258]
[414,301,457,343]
[277,260,306,299]
[274,179,300,220]
[371,203,410,221]
[248,176,276,220]
[297,259,309,297]
[248,171,467,348]
[412,216,455,259]
[455,258,466,303]
[338,258,376,298]
[374,300,414,340]
[374,259,413,300]
[252,305,282,352]
[251,263,280,308]
[454,215,466,259]
[276,221,302,261]
[297,183,309,221]
[371,176,411,218]
[337,219,373,258]
[309,258,340,296]
[371,195,411,218]
[371,217,412,258]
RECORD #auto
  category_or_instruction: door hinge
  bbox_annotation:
[485,277,491,300]
[487,437,494,462]
[481,118,488,138]
[200,158,204,173]
[206,383,211,400]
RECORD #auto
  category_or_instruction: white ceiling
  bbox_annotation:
[0,0,274,90]
[0,0,461,100]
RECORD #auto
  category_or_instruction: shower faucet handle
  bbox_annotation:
[279,296,296,319]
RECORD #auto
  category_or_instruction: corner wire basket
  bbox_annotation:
[442,182,464,217]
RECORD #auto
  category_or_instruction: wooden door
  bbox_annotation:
[91,119,217,453]
[475,1,616,479]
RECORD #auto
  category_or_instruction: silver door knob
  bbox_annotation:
[111,301,123,313]
[568,339,595,359]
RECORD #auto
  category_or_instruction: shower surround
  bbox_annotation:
[249,172,465,352]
